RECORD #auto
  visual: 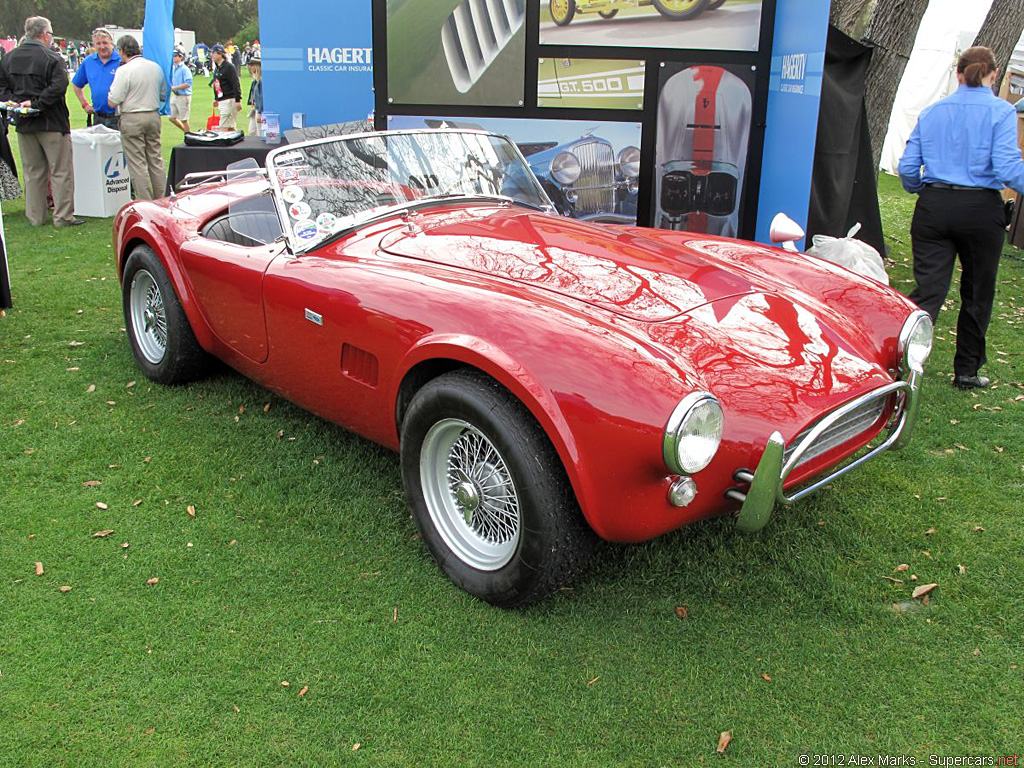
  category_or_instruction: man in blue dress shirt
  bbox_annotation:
[898,46,1024,390]
[71,28,121,129]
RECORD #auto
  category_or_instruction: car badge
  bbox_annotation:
[289,201,312,220]
[293,219,318,240]
[282,185,304,203]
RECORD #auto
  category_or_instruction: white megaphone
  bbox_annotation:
[769,212,805,252]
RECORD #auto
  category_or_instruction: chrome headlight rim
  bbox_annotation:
[663,392,724,475]
[550,151,581,186]
[897,309,933,376]
[617,145,640,179]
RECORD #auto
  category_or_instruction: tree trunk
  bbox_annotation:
[831,0,930,172]
[973,0,1024,87]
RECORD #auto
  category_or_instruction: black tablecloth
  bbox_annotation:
[165,136,286,194]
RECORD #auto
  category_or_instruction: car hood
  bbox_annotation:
[379,206,766,322]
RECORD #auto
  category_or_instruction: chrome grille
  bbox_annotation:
[783,396,890,471]
[572,140,615,215]
[441,0,525,93]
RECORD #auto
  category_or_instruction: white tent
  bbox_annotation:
[879,0,993,174]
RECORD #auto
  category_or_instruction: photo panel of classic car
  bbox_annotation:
[539,0,763,52]
[386,0,526,107]
[654,62,754,237]
[388,115,643,224]
[537,58,646,110]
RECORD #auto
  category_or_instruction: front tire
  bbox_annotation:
[550,0,576,26]
[598,8,619,18]
[122,245,209,385]
[401,370,595,607]
[652,0,709,20]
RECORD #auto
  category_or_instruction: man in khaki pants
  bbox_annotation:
[0,16,82,227]
[107,35,167,200]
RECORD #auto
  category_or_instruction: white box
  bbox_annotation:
[71,126,132,218]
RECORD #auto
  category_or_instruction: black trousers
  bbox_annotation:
[908,187,1004,377]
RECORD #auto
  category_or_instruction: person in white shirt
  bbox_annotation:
[107,34,168,200]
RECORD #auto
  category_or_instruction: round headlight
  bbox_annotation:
[898,310,933,374]
[550,151,581,185]
[617,146,640,178]
[663,393,724,475]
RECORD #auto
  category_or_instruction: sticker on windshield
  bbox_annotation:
[316,213,338,233]
[282,185,304,204]
[288,201,312,220]
[277,168,300,184]
[293,219,318,241]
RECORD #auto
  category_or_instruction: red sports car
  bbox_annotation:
[114,129,933,606]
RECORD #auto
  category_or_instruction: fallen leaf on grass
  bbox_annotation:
[761,673,771,682]
[910,574,918,581]
[126,381,135,388]
[587,676,600,686]
[352,744,361,752]
[263,402,271,412]
[958,564,967,575]
[69,341,85,348]
[717,731,732,755]
[281,680,290,687]
[143,456,151,463]
[882,576,904,584]
[121,542,130,550]
[973,647,981,656]
[893,563,910,573]
[86,384,96,393]
[35,562,44,576]
[298,686,308,697]
[92,530,114,538]
[145,577,159,586]
[132,499,142,507]
[95,502,108,510]
[82,480,101,487]
[925,527,936,535]
[59,586,72,593]
[675,605,689,619]
[187,505,196,518]
[912,583,938,599]
[228,539,237,546]
[233,705,240,713]
[276,430,284,438]
[972,526,985,532]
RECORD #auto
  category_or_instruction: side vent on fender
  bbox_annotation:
[341,343,379,387]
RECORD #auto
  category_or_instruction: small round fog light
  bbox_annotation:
[668,477,698,507]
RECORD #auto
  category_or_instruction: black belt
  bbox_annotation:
[927,181,993,191]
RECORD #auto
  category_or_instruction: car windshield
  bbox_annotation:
[267,129,554,252]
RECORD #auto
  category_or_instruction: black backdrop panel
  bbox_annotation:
[807,25,885,255]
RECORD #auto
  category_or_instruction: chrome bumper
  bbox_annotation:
[729,369,923,533]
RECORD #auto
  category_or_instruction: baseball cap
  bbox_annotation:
[211,43,226,53]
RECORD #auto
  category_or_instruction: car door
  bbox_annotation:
[178,235,286,364]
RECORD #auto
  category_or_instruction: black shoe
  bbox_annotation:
[952,374,990,390]
[54,217,86,228]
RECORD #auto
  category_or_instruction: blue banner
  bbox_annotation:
[143,0,175,116]
[258,0,374,131]
[754,0,829,248]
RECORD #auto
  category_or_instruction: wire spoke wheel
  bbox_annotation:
[129,268,167,364]
[550,0,576,26]
[420,418,521,571]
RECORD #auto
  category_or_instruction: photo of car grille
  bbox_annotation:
[572,140,615,215]
[441,0,525,93]
[783,395,890,471]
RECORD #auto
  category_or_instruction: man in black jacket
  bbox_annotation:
[210,43,242,132]
[0,16,82,227]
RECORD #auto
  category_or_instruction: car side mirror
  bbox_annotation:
[769,212,805,252]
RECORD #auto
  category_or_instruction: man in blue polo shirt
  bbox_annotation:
[168,50,193,134]
[71,28,121,129]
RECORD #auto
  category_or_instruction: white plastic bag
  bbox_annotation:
[806,223,889,285]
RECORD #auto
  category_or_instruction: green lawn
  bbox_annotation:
[1,88,1022,762]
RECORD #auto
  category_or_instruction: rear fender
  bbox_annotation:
[115,210,218,353]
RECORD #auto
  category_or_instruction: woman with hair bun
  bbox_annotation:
[898,45,1024,390]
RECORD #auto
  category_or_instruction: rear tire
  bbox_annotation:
[652,0,710,20]
[598,8,619,18]
[123,245,210,385]
[550,0,576,26]
[401,370,595,607]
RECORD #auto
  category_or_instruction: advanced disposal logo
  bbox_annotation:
[104,151,130,195]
